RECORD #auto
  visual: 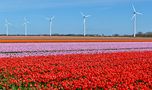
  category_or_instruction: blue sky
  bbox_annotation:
[0,0,152,35]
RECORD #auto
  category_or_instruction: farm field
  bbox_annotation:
[1,36,152,43]
[0,37,152,89]
[0,51,152,89]
[1,42,152,57]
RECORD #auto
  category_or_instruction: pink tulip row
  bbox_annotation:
[0,42,152,57]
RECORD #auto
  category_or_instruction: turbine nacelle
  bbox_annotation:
[24,17,30,24]
[5,19,11,25]
[83,15,90,19]
[46,16,55,22]
[81,12,91,19]
[5,19,8,23]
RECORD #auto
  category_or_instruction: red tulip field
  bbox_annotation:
[0,51,152,89]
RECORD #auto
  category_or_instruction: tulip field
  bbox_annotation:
[0,42,152,89]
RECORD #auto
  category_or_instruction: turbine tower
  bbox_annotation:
[23,17,30,36]
[81,12,90,37]
[5,19,11,36]
[132,4,143,37]
[46,16,54,36]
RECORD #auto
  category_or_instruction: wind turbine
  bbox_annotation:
[46,16,54,36]
[5,19,11,36]
[23,17,30,36]
[132,4,143,37]
[81,12,90,37]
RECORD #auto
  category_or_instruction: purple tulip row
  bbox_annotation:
[0,42,152,57]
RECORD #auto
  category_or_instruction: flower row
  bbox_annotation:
[0,51,152,89]
[1,42,152,57]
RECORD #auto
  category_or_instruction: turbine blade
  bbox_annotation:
[86,15,91,17]
[27,21,30,24]
[136,12,143,15]
[131,14,136,20]
[5,19,12,25]
[132,4,136,12]
[46,16,55,21]
[24,17,30,22]
[80,12,85,16]
[5,19,8,23]
[4,24,7,27]
[24,17,27,21]
[8,23,11,25]
[51,16,55,20]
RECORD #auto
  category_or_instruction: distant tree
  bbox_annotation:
[136,32,143,37]
[145,32,152,37]
[112,34,119,37]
